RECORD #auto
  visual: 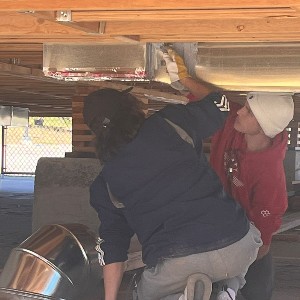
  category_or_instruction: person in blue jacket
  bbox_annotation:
[83,87,262,300]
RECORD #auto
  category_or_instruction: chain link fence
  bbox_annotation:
[2,117,72,175]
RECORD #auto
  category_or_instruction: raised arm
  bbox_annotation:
[162,48,215,100]
[180,77,213,100]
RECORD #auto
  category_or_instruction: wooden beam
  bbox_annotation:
[23,11,102,34]
[0,43,43,51]
[104,18,300,36]
[73,135,95,142]
[71,146,95,153]
[0,62,78,85]
[0,52,42,58]
[0,0,299,11]
[113,35,140,44]
[76,82,187,104]
[72,8,297,22]
[141,31,300,42]
[0,101,71,110]
[1,12,300,42]
[1,34,300,43]
[0,87,70,100]
[0,12,92,36]
[0,92,72,103]
[291,6,300,14]
[0,75,75,89]
[0,99,70,109]
[0,61,35,75]
[0,13,116,42]
[0,37,117,43]
[72,123,89,130]
[17,11,141,43]
[0,85,74,97]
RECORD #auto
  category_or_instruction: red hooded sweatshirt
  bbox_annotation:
[210,101,288,245]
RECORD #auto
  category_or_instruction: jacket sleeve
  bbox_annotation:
[90,173,134,265]
[248,168,288,245]
[159,92,229,147]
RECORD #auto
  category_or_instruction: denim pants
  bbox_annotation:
[137,224,262,300]
[240,251,274,300]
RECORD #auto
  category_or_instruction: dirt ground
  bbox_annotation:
[0,192,33,268]
[0,184,300,299]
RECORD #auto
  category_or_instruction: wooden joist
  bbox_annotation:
[0,0,299,11]
[72,8,299,22]
[1,11,300,43]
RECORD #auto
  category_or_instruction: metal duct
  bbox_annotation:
[43,42,300,92]
[195,42,300,92]
[0,224,101,300]
[0,106,29,126]
[43,43,154,81]
[153,42,300,92]
[0,106,11,126]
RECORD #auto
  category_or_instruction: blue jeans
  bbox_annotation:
[241,251,274,300]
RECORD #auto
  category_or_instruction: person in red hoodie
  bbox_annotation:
[162,48,294,300]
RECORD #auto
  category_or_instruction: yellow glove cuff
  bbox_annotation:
[167,49,191,80]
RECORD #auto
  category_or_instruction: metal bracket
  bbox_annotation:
[22,11,35,14]
[99,21,106,34]
[10,58,21,65]
[56,10,72,22]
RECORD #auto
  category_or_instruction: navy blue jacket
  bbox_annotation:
[90,93,249,267]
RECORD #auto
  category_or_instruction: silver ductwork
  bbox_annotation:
[0,224,102,300]
[154,42,300,92]
[43,43,154,81]
[194,42,300,92]
[43,42,300,92]
[0,106,29,126]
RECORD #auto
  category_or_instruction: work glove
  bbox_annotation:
[162,48,191,90]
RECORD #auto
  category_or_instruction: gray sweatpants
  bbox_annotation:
[137,223,262,300]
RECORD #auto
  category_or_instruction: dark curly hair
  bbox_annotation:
[84,88,145,163]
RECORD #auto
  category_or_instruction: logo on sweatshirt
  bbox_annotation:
[214,95,230,112]
[261,210,271,217]
[224,150,244,187]
[95,237,105,266]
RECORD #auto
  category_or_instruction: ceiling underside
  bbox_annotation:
[0,1,300,117]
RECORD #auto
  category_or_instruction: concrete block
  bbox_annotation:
[33,157,142,255]
[33,157,101,233]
